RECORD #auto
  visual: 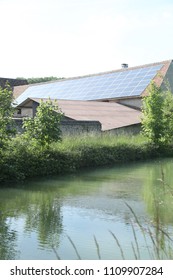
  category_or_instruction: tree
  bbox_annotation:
[23,99,63,147]
[141,82,165,145]
[17,76,63,84]
[162,89,173,143]
[0,85,16,146]
[142,82,173,146]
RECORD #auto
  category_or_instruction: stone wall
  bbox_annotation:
[13,118,141,136]
[60,120,101,135]
[0,78,28,89]
[13,119,102,135]
[104,123,141,135]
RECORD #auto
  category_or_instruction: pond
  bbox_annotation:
[0,158,173,260]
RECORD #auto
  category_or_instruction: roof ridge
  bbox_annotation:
[66,59,172,80]
[22,59,172,87]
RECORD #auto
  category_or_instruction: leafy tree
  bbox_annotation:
[27,76,62,84]
[162,89,173,143]
[0,85,16,146]
[23,99,63,147]
[17,76,63,84]
[142,82,173,146]
[141,82,165,145]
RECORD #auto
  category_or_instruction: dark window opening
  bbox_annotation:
[17,108,21,115]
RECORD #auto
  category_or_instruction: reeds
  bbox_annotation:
[52,197,173,260]
[52,166,173,260]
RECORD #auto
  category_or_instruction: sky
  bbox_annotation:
[0,0,173,79]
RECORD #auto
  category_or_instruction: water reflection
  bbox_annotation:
[142,161,173,259]
[143,162,173,225]
[0,186,63,259]
[0,158,173,259]
[0,215,18,260]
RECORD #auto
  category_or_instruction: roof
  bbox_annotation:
[18,98,141,131]
[14,60,172,105]
[13,84,30,99]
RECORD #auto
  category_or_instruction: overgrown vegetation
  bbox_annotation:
[1,133,173,183]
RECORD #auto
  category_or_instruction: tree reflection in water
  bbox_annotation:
[143,164,173,259]
[0,215,18,259]
[1,160,173,260]
[0,186,63,259]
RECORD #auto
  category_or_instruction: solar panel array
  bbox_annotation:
[15,64,163,105]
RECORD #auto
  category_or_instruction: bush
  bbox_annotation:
[142,82,173,146]
[23,99,63,147]
[0,85,16,147]
[1,134,173,184]
[141,82,165,145]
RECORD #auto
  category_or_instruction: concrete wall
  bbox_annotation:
[118,98,142,109]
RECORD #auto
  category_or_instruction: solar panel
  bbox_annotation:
[15,64,163,105]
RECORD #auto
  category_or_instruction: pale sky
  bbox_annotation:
[0,0,173,79]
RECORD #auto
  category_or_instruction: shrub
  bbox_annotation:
[0,85,16,147]
[23,99,63,147]
[141,82,165,145]
[142,82,173,146]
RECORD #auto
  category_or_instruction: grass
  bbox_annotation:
[53,133,148,151]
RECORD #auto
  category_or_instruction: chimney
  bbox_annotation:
[121,63,128,68]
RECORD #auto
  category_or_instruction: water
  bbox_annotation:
[0,158,173,260]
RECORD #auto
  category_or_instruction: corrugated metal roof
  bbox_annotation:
[26,98,141,131]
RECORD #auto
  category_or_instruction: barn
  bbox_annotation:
[13,59,173,134]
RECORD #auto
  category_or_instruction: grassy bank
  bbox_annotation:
[1,133,173,183]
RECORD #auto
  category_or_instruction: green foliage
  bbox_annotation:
[162,89,173,143]
[27,76,63,84]
[1,133,173,184]
[17,76,63,84]
[23,99,63,147]
[0,85,16,146]
[142,82,173,146]
[141,82,165,145]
